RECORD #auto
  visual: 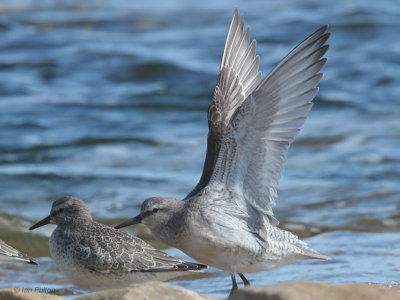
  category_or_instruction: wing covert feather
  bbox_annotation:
[186,9,261,198]
[207,25,330,221]
[68,223,201,274]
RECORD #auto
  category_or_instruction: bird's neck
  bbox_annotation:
[58,217,93,229]
[157,202,189,248]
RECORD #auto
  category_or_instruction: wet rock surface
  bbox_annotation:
[228,281,400,300]
[75,281,213,300]
[0,288,62,300]
[3,281,399,300]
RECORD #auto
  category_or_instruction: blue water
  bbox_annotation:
[0,0,399,298]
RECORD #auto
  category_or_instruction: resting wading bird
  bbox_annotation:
[29,196,206,290]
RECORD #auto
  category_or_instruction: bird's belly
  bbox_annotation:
[179,227,262,273]
[178,219,305,274]
[183,238,300,274]
[61,267,185,291]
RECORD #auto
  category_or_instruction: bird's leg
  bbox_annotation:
[229,273,238,296]
[238,273,250,286]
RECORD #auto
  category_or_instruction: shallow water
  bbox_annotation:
[0,0,400,298]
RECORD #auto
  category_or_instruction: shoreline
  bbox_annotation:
[1,281,399,300]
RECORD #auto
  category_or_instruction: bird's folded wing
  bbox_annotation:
[78,224,199,273]
[207,25,330,221]
[186,8,261,198]
[0,239,35,264]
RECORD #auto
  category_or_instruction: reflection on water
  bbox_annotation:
[0,0,399,297]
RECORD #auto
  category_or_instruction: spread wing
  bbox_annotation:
[73,223,205,273]
[186,8,261,198]
[206,25,330,222]
[0,240,38,265]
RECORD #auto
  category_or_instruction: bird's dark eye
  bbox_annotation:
[52,207,64,216]
[152,208,159,213]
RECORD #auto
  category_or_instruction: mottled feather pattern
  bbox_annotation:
[37,196,208,291]
[51,221,204,274]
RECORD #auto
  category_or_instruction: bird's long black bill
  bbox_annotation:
[114,215,142,229]
[29,215,51,230]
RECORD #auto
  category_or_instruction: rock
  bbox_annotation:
[76,281,213,300]
[6,281,397,300]
[0,288,62,300]
[228,281,400,300]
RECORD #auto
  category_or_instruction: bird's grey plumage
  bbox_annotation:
[0,240,38,265]
[116,9,330,294]
[29,196,206,291]
[187,8,261,198]
[209,25,330,222]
